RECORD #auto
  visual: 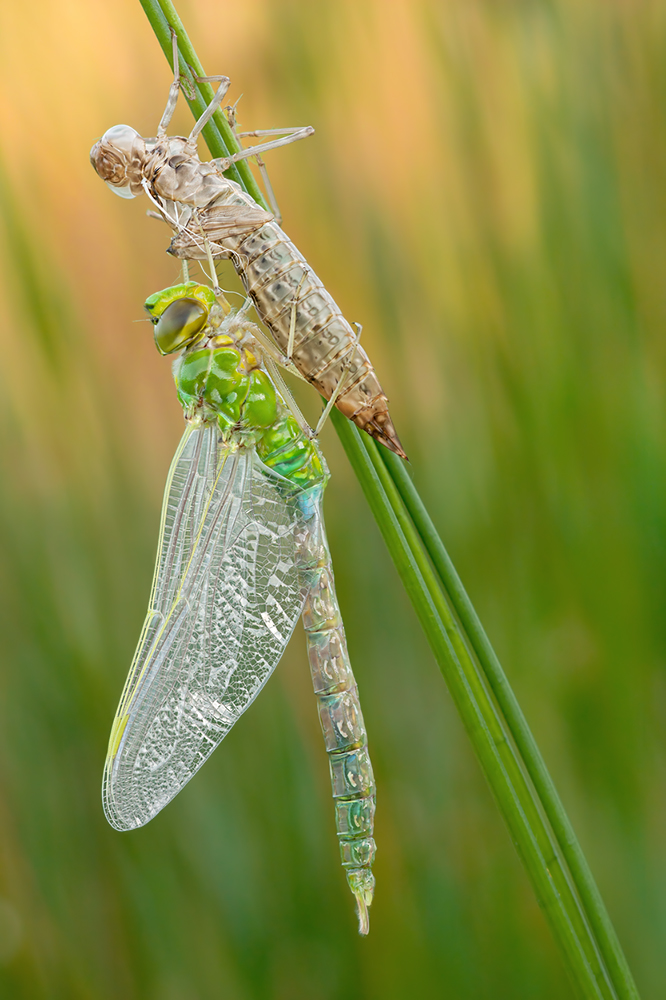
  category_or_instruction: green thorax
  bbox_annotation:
[145,282,327,490]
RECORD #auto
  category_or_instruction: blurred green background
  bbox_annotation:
[0,0,664,996]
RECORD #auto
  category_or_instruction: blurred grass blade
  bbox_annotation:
[137,4,640,997]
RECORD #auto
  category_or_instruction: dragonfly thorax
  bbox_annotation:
[146,282,326,487]
[150,138,231,210]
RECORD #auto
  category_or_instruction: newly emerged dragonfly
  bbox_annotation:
[90,30,405,460]
[104,281,376,933]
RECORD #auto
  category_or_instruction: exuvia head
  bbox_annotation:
[144,282,219,355]
[90,125,147,199]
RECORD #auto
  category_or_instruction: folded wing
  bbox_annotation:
[103,423,307,830]
[168,204,273,259]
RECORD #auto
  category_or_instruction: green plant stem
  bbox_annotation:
[137,4,640,997]
[333,412,626,1000]
[378,447,639,999]
[139,0,269,208]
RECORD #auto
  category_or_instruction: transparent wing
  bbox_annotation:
[103,423,308,831]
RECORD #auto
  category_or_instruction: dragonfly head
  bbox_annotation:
[145,282,218,355]
[90,125,147,199]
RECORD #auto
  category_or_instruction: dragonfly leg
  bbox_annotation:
[225,103,280,221]
[232,111,315,224]
[141,178,182,232]
[187,73,232,145]
[230,293,312,432]
[259,323,362,445]
[230,298,308,383]
[253,273,358,440]
[287,271,308,363]
[265,357,313,436]
[226,295,314,440]
[190,210,222,294]
[157,29,182,138]
[224,105,305,225]
[212,126,315,175]
[253,152,280,223]
[313,323,363,438]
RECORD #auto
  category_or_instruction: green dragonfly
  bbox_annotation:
[104,280,376,933]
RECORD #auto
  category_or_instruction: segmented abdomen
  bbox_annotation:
[297,494,376,934]
[237,221,403,455]
[168,179,405,458]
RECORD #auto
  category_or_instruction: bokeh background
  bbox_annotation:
[0,0,664,996]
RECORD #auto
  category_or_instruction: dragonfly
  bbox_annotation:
[90,29,405,460]
[104,280,377,933]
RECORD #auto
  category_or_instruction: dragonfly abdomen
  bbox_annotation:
[298,499,377,935]
[165,180,405,458]
[233,220,403,457]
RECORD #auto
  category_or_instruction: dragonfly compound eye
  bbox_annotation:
[90,125,144,199]
[153,298,209,355]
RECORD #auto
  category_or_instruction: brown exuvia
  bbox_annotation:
[91,94,405,459]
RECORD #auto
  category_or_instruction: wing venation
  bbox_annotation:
[103,423,307,830]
